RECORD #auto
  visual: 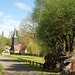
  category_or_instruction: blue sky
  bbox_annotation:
[0,0,35,38]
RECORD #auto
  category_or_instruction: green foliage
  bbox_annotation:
[27,41,40,55]
[0,49,3,54]
[4,37,12,47]
[0,31,12,53]
[0,31,5,52]
[0,64,3,75]
[32,0,75,55]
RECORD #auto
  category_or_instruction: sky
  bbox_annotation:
[0,0,35,38]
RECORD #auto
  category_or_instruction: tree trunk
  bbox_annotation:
[60,56,75,75]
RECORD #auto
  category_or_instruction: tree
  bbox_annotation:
[18,13,40,55]
[32,0,75,73]
[33,0,75,55]
[18,13,36,42]
[5,37,12,47]
[27,42,40,56]
[0,31,12,54]
[0,31,5,52]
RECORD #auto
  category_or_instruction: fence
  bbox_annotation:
[17,58,43,68]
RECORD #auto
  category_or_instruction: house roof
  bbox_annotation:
[5,46,11,50]
[13,42,29,51]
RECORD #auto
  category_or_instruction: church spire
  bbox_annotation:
[13,28,17,38]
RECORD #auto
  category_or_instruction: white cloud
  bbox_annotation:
[0,24,14,30]
[14,2,31,11]
[0,12,4,16]
[0,15,21,38]
[3,17,20,27]
[3,15,12,18]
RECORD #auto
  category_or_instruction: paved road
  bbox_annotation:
[0,56,41,75]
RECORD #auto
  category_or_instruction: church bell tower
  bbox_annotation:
[12,28,18,50]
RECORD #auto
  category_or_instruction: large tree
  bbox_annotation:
[32,0,75,74]
[33,0,75,55]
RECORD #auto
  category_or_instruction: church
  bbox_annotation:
[10,28,28,55]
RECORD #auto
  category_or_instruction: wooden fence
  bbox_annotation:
[17,58,43,68]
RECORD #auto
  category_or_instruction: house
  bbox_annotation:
[10,28,29,55]
[1,46,11,56]
[5,46,11,53]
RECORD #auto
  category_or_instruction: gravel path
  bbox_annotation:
[0,56,41,75]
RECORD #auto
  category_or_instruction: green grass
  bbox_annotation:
[5,55,60,75]
[0,64,3,75]
[10,55,45,64]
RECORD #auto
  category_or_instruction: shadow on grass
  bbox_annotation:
[4,64,34,71]
[14,59,60,74]
[4,56,60,75]
[17,61,60,75]
[0,59,17,62]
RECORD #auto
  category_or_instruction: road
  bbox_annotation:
[0,56,41,75]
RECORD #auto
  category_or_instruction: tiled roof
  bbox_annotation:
[14,45,20,51]
[13,42,29,51]
[5,46,11,50]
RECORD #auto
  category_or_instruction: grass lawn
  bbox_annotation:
[0,64,3,75]
[5,54,60,75]
[9,55,45,64]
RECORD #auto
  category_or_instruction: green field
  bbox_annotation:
[5,55,60,75]
[0,64,3,75]
[10,55,45,64]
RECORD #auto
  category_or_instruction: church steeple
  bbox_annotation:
[13,28,18,38]
[10,28,18,53]
[12,28,18,46]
